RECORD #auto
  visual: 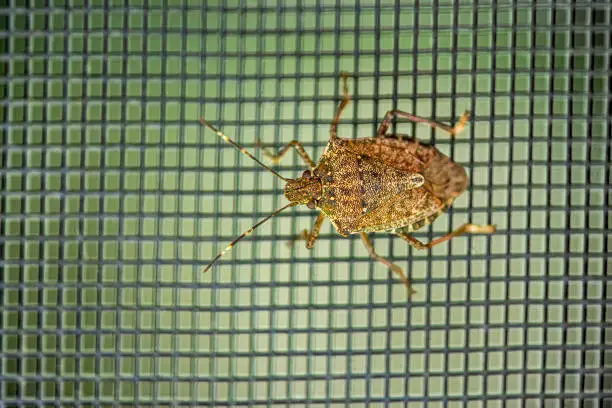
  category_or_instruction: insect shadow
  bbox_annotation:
[202,74,495,296]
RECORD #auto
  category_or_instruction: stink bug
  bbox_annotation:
[202,74,495,295]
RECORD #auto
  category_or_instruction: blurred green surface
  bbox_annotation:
[1,1,609,406]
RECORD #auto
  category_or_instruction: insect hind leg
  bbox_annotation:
[395,223,496,250]
[377,110,471,138]
[360,232,416,297]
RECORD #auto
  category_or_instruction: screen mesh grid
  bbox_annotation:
[0,1,609,406]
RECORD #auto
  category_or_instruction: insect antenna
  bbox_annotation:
[200,117,289,181]
[203,201,298,273]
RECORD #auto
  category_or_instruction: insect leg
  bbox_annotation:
[304,212,325,249]
[359,232,416,296]
[256,140,316,168]
[395,223,496,250]
[377,110,471,138]
[330,72,351,140]
[287,212,326,249]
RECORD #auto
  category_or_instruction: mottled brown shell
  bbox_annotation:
[314,136,467,236]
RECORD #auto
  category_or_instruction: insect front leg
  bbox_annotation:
[395,223,496,250]
[288,212,326,249]
[359,232,416,296]
[377,110,471,138]
[256,140,316,169]
[330,72,351,140]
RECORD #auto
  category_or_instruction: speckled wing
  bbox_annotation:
[355,186,444,233]
[341,136,468,205]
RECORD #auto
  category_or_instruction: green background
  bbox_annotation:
[1,1,609,406]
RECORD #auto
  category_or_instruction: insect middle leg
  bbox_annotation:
[256,140,316,169]
[395,223,496,250]
[377,110,471,137]
[330,73,351,140]
[288,212,326,249]
[359,232,416,296]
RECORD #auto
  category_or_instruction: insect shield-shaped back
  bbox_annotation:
[200,73,496,298]
[284,170,322,209]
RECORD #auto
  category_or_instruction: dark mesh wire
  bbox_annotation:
[1,1,609,406]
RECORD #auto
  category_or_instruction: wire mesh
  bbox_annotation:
[1,1,610,406]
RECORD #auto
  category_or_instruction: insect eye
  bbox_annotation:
[302,170,312,179]
[306,200,316,210]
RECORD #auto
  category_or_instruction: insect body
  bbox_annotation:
[202,74,495,295]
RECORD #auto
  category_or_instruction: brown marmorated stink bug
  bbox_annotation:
[201,74,495,296]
